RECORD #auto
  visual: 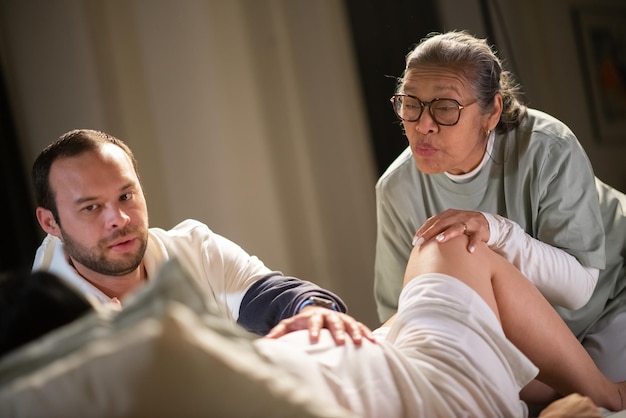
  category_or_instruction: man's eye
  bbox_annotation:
[82,204,99,212]
[120,193,133,201]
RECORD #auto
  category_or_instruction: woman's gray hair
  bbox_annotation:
[399,31,527,132]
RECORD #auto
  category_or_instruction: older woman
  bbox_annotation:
[374,30,626,384]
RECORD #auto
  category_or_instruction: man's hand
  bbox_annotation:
[265,306,375,345]
[538,393,601,418]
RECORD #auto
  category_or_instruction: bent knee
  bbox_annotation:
[404,236,491,286]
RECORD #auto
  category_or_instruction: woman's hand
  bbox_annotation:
[412,209,490,253]
[265,307,375,345]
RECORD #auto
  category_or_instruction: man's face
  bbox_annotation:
[45,144,149,278]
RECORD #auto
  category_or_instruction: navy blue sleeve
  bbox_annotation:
[237,272,347,335]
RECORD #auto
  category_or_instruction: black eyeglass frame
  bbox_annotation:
[390,94,476,126]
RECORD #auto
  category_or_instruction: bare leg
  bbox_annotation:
[404,237,624,411]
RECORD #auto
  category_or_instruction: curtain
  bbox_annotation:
[0,67,41,272]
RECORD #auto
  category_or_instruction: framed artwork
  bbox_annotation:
[572,6,626,145]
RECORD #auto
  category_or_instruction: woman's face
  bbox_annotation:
[400,67,500,175]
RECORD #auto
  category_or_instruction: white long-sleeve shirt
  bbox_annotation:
[483,212,598,309]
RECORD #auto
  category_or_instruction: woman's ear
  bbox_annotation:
[487,92,503,131]
[36,207,61,238]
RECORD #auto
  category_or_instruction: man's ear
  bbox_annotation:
[36,207,61,238]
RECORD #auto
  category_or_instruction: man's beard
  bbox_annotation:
[61,226,149,276]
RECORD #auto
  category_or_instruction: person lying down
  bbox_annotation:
[0,236,622,417]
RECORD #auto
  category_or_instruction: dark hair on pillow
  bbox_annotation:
[0,269,93,358]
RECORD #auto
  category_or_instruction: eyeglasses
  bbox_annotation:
[390,94,476,126]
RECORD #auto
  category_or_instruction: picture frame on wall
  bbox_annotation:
[572,6,626,145]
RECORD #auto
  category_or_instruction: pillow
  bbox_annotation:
[0,259,352,418]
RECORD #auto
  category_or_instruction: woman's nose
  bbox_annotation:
[412,109,438,134]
